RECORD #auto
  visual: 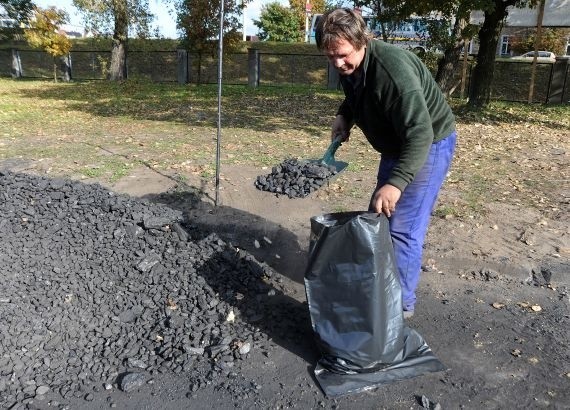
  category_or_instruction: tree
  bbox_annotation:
[254,2,301,42]
[174,0,244,84]
[354,1,473,94]
[355,0,406,42]
[468,0,540,107]
[24,6,72,82]
[72,0,154,81]
[510,27,570,55]
[426,1,480,97]
[289,0,326,37]
[358,0,548,107]
[0,0,34,40]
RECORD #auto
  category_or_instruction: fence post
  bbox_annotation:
[60,53,72,82]
[188,53,193,84]
[11,49,22,78]
[248,48,259,88]
[327,62,340,90]
[177,49,188,84]
[546,56,569,104]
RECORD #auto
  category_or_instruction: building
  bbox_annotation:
[470,0,570,57]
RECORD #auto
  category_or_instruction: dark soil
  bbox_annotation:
[0,163,568,410]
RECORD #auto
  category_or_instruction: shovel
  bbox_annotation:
[321,135,343,166]
[316,135,348,174]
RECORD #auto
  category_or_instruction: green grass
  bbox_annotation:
[1,77,568,219]
[433,204,461,219]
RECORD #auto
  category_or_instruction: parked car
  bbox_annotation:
[512,51,556,62]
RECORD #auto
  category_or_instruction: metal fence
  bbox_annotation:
[451,59,565,103]
[0,48,568,104]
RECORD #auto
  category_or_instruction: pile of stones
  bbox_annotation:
[0,170,308,408]
[254,158,338,198]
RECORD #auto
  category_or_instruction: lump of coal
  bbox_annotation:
[254,158,338,198]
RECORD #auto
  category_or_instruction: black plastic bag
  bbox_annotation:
[304,212,445,397]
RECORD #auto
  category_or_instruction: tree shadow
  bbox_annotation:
[453,101,568,130]
[15,81,342,137]
[144,186,310,284]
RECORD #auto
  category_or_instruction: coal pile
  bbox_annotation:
[254,158,338,198]
[0,170,308,408]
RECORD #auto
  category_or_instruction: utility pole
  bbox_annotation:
[528,0,545,103]
[305,0,311,43]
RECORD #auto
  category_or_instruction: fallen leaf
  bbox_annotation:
[530,305,542,312]
[492,302,505,309]
[166,298,178,310]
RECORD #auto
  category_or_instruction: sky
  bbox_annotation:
[33,0,288,38]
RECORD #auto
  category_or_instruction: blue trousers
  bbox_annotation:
[370,131,457,311]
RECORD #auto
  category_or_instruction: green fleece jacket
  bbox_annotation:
[337,40,456,191]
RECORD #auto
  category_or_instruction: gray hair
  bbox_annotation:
[315,8,372,51]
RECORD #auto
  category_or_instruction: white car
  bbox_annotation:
[512,51,556,62]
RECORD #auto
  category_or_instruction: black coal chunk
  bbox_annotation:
[254,158,338,198]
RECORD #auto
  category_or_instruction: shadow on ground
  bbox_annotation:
[144,185,310,284]
[144,186,319,365]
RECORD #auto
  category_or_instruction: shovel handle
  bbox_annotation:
[321,135,343,165]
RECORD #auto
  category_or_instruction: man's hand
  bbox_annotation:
[370,184,401,217]
[332,115,351,142]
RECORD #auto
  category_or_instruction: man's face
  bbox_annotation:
[324,38,365,76]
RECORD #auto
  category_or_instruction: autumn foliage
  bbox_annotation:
[24,6,72,82]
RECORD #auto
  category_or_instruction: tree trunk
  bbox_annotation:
[468,0,516,107]
[109,0,128,81]
[435,16,466,96]
[53,58,57,83]
[460,41,470,99]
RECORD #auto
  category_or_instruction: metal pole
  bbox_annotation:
[242,0,246,41]
[215,0,225,207]
[528,0,545,103]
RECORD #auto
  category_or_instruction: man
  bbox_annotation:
[316,8,457,317]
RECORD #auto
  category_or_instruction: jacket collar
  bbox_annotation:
[361,41,372,87]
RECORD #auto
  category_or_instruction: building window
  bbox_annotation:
[500,35,510,56]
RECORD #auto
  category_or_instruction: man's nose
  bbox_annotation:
[333,57,344,68]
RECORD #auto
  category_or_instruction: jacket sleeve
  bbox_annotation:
[384,89,433,191]
[336,99,354,124]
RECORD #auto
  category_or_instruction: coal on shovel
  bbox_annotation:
[254,136,348,198]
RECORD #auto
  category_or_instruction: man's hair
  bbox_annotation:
[315,8,372,51]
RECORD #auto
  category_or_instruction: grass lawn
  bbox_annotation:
[1,77,568,218]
